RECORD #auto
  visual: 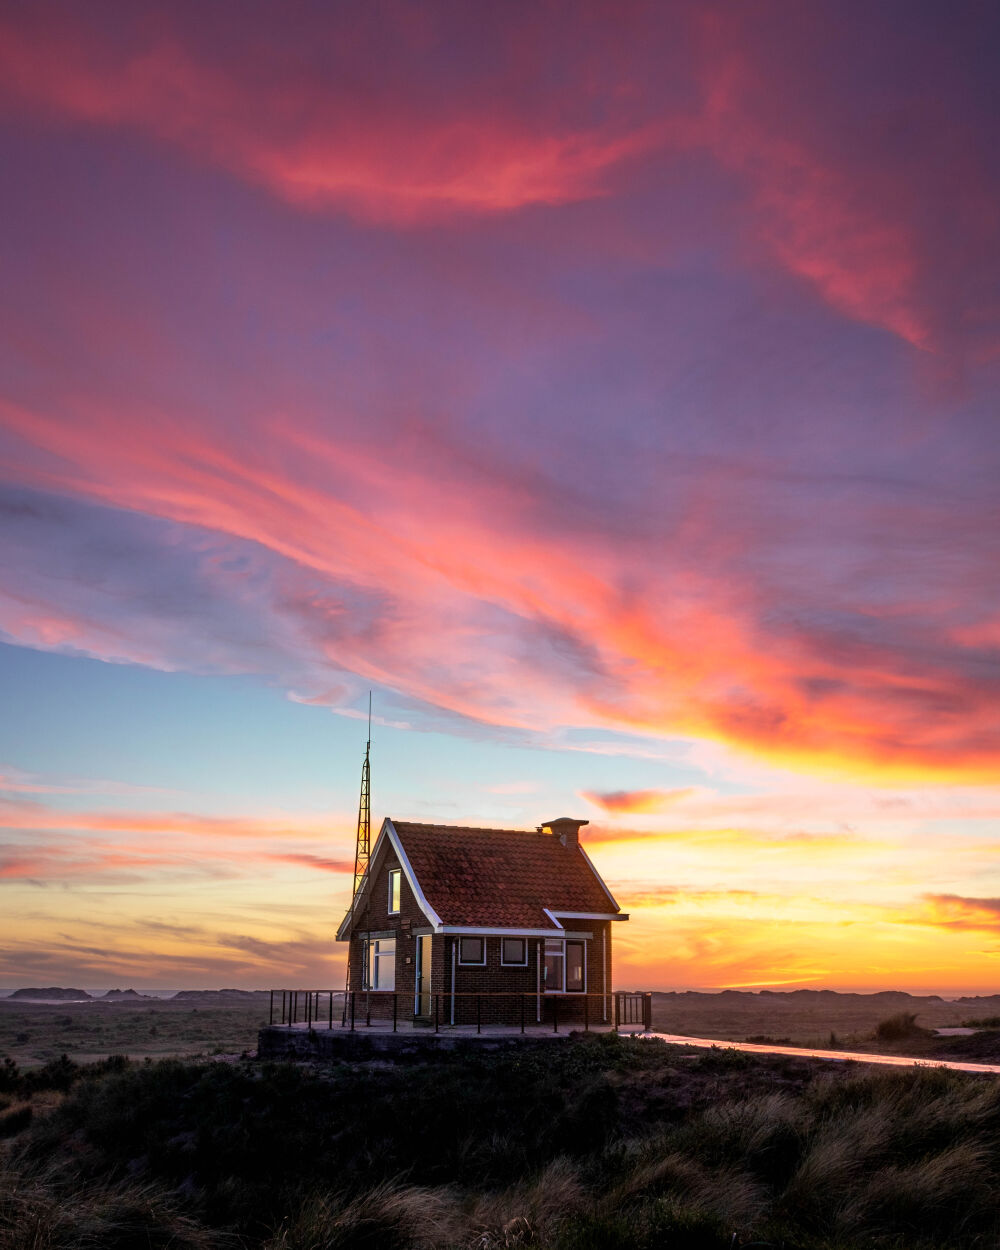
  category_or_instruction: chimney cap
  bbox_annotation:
[539,817,589,846]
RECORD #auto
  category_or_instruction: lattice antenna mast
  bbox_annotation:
[351,692,372,899]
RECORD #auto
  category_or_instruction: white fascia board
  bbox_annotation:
[543,908,564,929]
[576,845,623,911]
[336,818,441,940]
[438,925,563,937]
[335,822,391,941]
[385,818,443,928]
[549,910,629,921]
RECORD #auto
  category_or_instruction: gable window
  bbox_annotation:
[501,937,527,966]
[363,937,396,990]
[387,868,401,915]
[458,936,486,965]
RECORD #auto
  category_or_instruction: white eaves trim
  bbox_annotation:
[577,844,622,911]
[336,817,443,940]
[550,910,630,922]
[440,925,567,938]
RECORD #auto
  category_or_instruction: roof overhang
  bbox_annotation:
[336,817,442,940]
[545,909,629,924]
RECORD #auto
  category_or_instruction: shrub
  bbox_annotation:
[875,1012,924,1042]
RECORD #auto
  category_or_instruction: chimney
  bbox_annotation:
[540,817,589,848]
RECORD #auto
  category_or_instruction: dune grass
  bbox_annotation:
[2,1035,1000,1248]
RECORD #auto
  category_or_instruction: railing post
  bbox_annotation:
[269,990,274,1025]
[553,996,558,1033]
[329,992,334,1030]
[584,994,589,1032]
[306,992,311,1028]
[644,992,652,1031]
[290,991,296,1028]
[614,993,620,1032]
[434,993,439,1033]
[366,995,371,1027]
[520,993,525,1034]
[476,994,481,1034]
[393,993,398,1033]
[350,991,356,1031]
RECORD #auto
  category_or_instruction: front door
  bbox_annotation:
[415,934,432,1017]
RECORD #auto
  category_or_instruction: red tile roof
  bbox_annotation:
[391,821,619,928]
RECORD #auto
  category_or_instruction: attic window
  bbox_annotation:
[388,869,401,914]
[458,936,486,965]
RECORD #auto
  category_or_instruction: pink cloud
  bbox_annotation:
[0,14,667,223]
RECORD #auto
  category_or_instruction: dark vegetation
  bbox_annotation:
[873,1012,927,1043]
[3,1035,1000,1248]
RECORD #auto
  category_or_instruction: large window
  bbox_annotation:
[501,937,527,966]
[387,868,401,915]
[544,938,586,991]
[458,936,486,964]
[363,937,396,990]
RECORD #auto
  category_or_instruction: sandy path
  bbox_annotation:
[648,1032,1000,1075]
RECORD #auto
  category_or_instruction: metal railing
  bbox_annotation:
[268,989,652,1034]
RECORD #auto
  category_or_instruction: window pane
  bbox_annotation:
[459,937,484,963]
[544,952,563,990]
[374,938,396,990]
[566,941,584,992]
[388,869,401,913]
[502,938,525,964]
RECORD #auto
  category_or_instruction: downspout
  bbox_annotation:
[450,938,456,1025]
[536,939,541,1022]
[602,927,608,1022]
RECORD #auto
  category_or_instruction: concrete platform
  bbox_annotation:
[258,1019,641,1059]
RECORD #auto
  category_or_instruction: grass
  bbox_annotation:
[2,1035,1000,1248]
[0,1000,265,1067]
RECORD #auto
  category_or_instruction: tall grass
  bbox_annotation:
[4,1038,1000,1248]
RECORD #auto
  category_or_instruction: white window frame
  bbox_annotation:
[387,868,401,915]
[363,937,397,990]
[457,935,486,965]
[500,936,528,966]
[543,938,587,993]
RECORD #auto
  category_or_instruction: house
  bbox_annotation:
[336,816,628,1026]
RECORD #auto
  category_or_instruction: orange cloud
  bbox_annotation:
[910,894,1000,933]
[581,787,697,815]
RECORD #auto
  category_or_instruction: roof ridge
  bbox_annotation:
[391,820,542,836]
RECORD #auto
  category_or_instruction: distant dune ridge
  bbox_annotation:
[7,987,93,1000]
[3,986,270,1001]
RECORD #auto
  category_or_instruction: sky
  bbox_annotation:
[1,1,999,994]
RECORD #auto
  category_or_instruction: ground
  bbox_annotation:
[4,989,1000,1067]
[0,997,266,1066]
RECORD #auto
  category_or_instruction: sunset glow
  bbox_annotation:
[2,2,999,993]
